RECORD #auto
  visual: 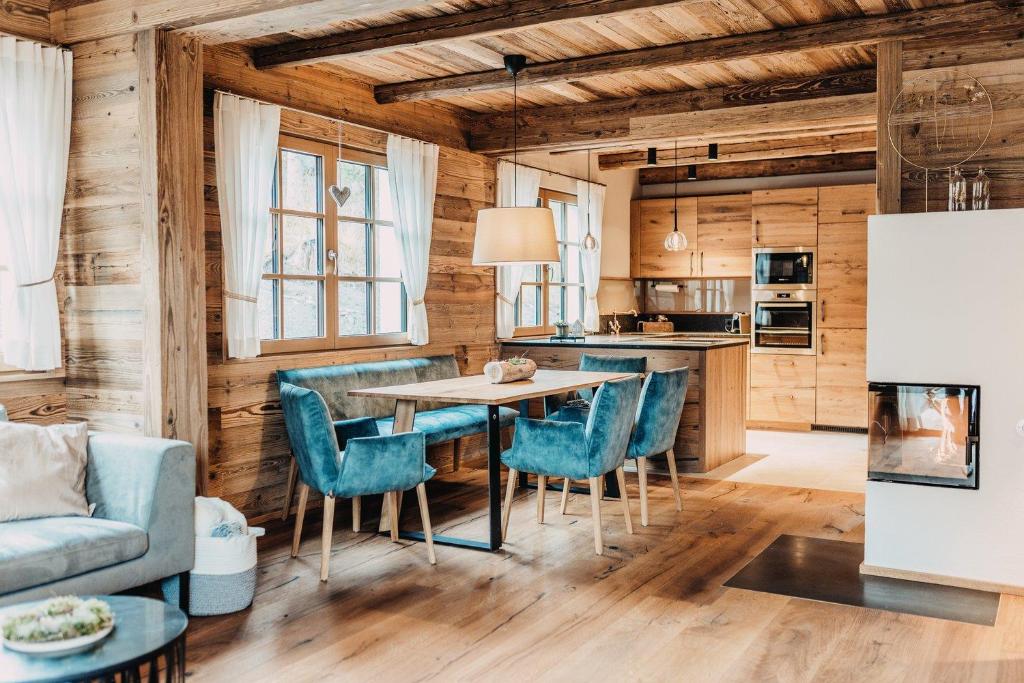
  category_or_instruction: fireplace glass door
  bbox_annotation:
[868,383,980,489]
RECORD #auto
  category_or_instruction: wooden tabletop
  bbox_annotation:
[348,369,637,405]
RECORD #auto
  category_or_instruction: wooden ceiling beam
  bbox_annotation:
[598,130,877,170]
[638,152,877,185]
[374,0,1021,104]
[50,0,428,45]
[468,69,876,154]
[254,0,701,70]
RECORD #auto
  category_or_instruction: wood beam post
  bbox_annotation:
[876,40,903,215]
[637,152,877,185]
[139,29,210,493]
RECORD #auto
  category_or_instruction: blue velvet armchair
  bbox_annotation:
[501,376,643,555]
[555,368,690,527]
[545,353,648,422]
[279,382,437,580]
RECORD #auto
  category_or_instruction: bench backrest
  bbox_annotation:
[276,355,461,420]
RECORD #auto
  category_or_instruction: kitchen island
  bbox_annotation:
[500,334,748,473]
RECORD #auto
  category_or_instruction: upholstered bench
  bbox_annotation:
[276,355,519,520]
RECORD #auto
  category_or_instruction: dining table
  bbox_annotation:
[349,368,637,552]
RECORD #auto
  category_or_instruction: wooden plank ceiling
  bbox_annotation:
[209,0,995,162]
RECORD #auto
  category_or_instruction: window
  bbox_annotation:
[515,189,585,335]
[0,263,9,371]
[258,135,407,354]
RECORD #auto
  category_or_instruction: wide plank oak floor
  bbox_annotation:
[184,468,1024,682]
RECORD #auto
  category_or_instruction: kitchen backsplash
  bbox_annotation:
[597,312,736,335]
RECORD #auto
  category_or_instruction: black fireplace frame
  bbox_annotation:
[867,381,981,491]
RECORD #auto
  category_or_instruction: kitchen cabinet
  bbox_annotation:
[697,194,752,278]
[816,328,868,427]
[818,185,872,330]
[751,187,818,247]
[630,195,750,278]
[631,197,697,278]
[749,354,816,425]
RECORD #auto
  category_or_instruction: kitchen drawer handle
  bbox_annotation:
[689,252,694,275]
[820,299,826,322]
[700,251,704,273]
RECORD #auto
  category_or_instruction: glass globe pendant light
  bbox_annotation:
[664,139,688,252]
[582,148,599,253]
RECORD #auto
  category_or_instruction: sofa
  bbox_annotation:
[0,421,196,608]
[277,355,519,449]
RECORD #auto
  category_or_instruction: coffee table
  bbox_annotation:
[0,595,188,683]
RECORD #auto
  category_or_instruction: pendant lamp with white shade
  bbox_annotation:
[473,55,558,266]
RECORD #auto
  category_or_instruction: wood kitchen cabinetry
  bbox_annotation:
[751,187,818,247]
[816,327,868,427]
[630,195,750,278]
[749,354,816,426]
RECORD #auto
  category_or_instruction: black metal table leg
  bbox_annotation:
[486,404,503,550]
[517,399,530,490]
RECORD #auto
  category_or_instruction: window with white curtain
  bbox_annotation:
[0,264,8,371]
[257,134,407,354]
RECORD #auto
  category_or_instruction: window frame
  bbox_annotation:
[257,135,408,356]
[513,188,585,337]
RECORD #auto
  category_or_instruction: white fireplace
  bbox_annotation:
[865,208,1024,591]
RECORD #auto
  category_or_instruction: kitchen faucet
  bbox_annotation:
[608,308,638,335]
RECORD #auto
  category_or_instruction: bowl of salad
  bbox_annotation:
[2,596,114,657]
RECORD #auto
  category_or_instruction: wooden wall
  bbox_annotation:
[897,34,1024,212]
[0,0,49,42]
[202,55,497,521]
[62,33,148,432]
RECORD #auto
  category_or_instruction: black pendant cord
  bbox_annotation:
[513,69,518,207]
[673,139,679,233]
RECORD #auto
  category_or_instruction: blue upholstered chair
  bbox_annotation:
[501,376,643,555]
[557,367,689,526]
[279,382,437,580]
[545,353,648,422]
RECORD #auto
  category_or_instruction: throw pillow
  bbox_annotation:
[0,421,90,522]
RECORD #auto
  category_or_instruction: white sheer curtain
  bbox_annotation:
[494,160,542,338]
[386,134,438,346]
[0,38,71,371]
[214,92,280,359]
[576,179,605,332]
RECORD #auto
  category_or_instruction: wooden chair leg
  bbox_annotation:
[387,491,400,542]
[589,477,603,555]
[536,475,547,524]
[290,483,310,558]
[637,457,649,527]
[615,466,633,535]
[378,490,405,533]
[320,495,335,581]
[281,459,298,521]
[560,478,571,515]
[352,496,361,533]
[502,469,518,541]
[415,482,437,565]
[665,449,683,511]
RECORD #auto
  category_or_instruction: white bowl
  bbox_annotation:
[2,623,114,657]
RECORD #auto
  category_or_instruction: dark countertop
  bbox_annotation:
[501,332,750,351]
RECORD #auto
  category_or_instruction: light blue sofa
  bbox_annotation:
[0,423,196,608]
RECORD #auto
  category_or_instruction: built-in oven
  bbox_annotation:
[753,247,816,290]
[752,289,816,355]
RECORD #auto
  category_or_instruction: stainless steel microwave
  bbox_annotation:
[753,247,816,290]
[752,289,816,355]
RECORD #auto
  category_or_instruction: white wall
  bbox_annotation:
[865,208,1024,589]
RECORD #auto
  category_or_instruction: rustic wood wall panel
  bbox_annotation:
[899,44,1024,212]
[202,73,497,520]
[0,377,66,424]
[63,33,148,434]
[0,0,49,42]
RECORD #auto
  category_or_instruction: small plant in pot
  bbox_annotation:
[554,320,570,338]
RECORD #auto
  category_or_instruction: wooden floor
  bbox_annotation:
[185,468,1024,682]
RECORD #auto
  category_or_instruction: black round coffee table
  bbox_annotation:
[0,595,188,683]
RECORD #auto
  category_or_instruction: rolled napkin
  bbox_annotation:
[484,358,537,384]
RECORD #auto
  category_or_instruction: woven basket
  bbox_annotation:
[164,527,264,616]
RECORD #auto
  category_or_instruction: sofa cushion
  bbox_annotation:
[0,421,90,522]
[277,355,460,420]
[375,405,519,446]
[0,517,148,594]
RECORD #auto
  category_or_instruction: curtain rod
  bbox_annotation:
[212,88,395,141]
[502,159,606,188]
[0,30,68,51]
